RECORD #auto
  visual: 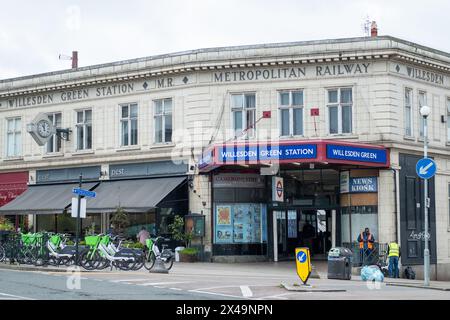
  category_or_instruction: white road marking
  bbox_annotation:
[258,292,299,300]
[110,279,149,283]
[0,292,34,300]
[137,281,192,287]
[240,286,253,297]
[169,288,182,291]
[188,289,247,299]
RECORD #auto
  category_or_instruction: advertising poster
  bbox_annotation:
[215,206,233,243]
[215,204,268,244]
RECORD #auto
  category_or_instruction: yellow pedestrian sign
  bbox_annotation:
[295,247,312,284]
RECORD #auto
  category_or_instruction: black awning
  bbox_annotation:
[0,183,97,215]
[85,177,186,213]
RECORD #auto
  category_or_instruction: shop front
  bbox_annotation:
[0,166,101,233]
[0,171,29,230]
[83,161,189,239]
[200,139,389,262]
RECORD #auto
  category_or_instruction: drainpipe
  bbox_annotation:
[390,168,400,243]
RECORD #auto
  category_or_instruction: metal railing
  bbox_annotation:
[342,242,388,267]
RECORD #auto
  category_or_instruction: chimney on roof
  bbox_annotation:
[71,51,78,69]
[370,21,378,37]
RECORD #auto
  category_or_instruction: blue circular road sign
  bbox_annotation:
[296,251,307,263]
[416,158,437,179]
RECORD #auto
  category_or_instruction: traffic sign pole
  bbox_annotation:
[75,174,82,266]
[423,117,430,287]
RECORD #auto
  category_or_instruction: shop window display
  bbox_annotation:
[215,203,267,244]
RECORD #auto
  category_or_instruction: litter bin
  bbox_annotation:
[175,247,185,262]
[327,247,353,280]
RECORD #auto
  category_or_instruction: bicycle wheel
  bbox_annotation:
[0,245,5,262]
[80,249,99,270]
[132,253,145,270]
[161,251,174,270]
[143,252,156,270]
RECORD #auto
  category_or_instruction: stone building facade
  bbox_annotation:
[0,35,449,279]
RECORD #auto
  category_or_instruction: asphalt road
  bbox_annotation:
[0,268,232,300]
[1,262,450,300]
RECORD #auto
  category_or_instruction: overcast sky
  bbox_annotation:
[1,0,449,80]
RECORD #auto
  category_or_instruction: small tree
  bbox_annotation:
[0,217,14,231]
[168,215,192,248]
[110,207,130,235]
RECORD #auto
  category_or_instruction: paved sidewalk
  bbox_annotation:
[384,278,450,291]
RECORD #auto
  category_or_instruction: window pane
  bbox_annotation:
[234,111,243,133]
[155,116,163,143]
[292,91,303,106]
[164,99,172,113]
[77,126,84,150]
[47,136,54,153]
[130,104,138,118]
[121,121,129,146]
[246,109,255,131]
[405,89,412,105]
[85,110,92,122]
[245,94,256,109]
[405,106,412,136]
[77,111,83,123]
[155,100,163,114]
[280,92,290,106]
[341,89,352,103]
[55,113,62,127]
[165,115,172,142]
[121,106,128,118]
[342,106,352,133]
[15,119,21,131]
[293,108,303,135]
[328,90,338,103]
[86,124,92,149]
[419,92,426,106]
[7,133,14,156]
[130,119,138,145]
[281,109,290,136]
[232,95,243,109]
[329,107,338,134]
[7,119,14,131]
[15,132,21,156]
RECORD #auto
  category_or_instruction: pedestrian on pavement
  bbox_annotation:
[387,240,401,278]
[357,227,375,265]
[137,226,150,246]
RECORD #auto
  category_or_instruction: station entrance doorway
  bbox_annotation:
[271,167,340,261]
[273,208,338,261]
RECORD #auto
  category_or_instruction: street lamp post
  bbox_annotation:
[420,105,431,286]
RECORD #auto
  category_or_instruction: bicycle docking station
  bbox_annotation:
[149,258,169,274]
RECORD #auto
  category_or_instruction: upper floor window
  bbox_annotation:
[279,90,304,136]
[447,98,450,142]
[76,109,92,150]
[6,117,21,157]
[46,112,62,153]
[154,98,172,143]
[120,103,138,146]
[231,93,256,138]
[404,88,413,137]
[327,88,352,134]
[418,91,427,137]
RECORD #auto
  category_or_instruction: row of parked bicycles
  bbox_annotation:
[0,232,174,271]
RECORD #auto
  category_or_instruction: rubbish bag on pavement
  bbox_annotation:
[361,265,384,282]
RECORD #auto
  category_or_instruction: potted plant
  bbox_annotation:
[110,207,130,237]
[168,215,198,262]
